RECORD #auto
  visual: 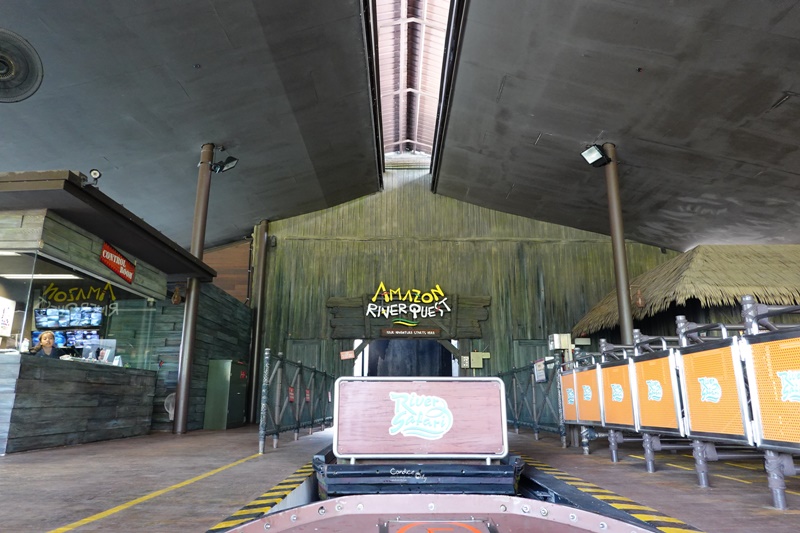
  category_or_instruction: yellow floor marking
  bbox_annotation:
[724,461,760,470]
[208,518,251,530]
[208,462,314,532]
[714,474,751,484]
[232,506,273,515]
[516,455,703,531]
[610,504,659,512]
[631,514,685,523]
[787,490,800,496]
[666,462,695,471]
[592,494,634,501]
[47,453,261,533]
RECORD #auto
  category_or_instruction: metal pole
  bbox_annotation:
[247,220,269,422]
[258,348,271,454]
[603,143,633,346]
[174,142,215,434]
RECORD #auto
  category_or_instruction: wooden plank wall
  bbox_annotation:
[146,283,252,432]
[0,357,21,454]
[0,354,156,454]
[41,211,167,300]
[0,209,46,250]
[203,241,252,305]
[263,168,679,376]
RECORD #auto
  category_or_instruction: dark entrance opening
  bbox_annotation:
[367,339,452,377]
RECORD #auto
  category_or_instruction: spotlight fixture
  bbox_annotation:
[581,144,612,167]
[210,155,239,173]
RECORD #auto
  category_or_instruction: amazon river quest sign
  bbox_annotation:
[366,282,452,326]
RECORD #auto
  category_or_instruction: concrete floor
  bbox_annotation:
[0,427,798,532]
[0,426,332,532]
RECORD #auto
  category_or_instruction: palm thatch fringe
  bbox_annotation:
[572,245,800,335]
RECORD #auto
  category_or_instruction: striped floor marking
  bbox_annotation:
[207,462,315,532]
[515,452,705,533]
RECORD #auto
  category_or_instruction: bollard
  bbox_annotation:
[642,433,656,473]
[607,429,619,463]
[764,450,788,510]
[691,439,710,488]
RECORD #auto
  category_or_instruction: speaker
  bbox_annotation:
[0,28,44,103]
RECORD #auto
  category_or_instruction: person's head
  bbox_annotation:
[39,331,55,346]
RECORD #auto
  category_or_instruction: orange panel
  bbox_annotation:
[748,338,800,445]
[635,357,680,431]
[601,364,634,427]
[560,373,578,423]
[575,368,601,424]
[682,346,745,437]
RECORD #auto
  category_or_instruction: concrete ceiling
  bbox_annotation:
[3,1,800,253]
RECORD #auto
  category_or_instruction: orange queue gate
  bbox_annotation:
[597,358,636,462]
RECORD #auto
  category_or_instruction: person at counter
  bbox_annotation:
[31,330,65,359]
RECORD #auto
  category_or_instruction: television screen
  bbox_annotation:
[31,330,65,346]
[34,308,70,329]
[69,306,103,327]
[53,330,67,347]
[67,329,100,348]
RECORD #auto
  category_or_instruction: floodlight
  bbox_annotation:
[581,145,612,167]
[210,156,239,173]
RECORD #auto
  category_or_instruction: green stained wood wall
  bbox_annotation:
[263,168,677,375]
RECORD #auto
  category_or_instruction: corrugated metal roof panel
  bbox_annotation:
[376,0,449,156]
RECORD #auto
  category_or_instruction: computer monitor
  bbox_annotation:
[66,329,100,348]
[81,339,117,362]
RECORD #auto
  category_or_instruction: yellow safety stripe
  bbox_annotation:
[512,451,704,533]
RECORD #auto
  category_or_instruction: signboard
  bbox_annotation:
[340,350,355,360]
[0,296,15,337]
[288,386,295,403]
[99,242,135,284]
[366,282,451,328]
[381,328,440,338]
[333,377,508,460]
[533,359,547,383]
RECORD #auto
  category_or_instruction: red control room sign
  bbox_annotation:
[100,242,135,284]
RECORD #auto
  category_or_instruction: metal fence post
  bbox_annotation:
[258,348,271,454]
[511,374,519,434]
[272,353,283,449]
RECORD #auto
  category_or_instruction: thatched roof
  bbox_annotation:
[573,245,800,335]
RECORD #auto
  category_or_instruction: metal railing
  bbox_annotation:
[258,349,335,452]
[498,356,564,440]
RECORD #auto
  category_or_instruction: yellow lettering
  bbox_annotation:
[42,282,58,300]
[412,289,421,302]
[430,284,444,301]
[389,288,402,302]
[371,281,389,303]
